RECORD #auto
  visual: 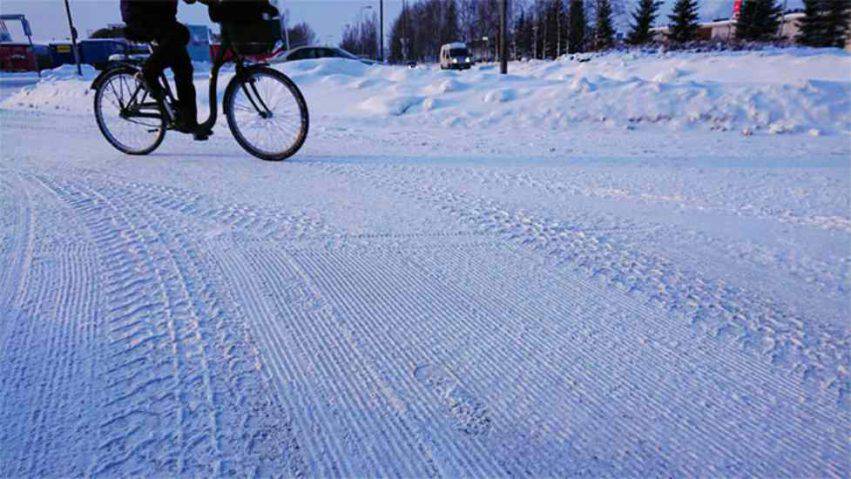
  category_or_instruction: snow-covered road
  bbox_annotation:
[0,106,849,477]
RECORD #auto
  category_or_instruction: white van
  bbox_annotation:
[439,42,472,70]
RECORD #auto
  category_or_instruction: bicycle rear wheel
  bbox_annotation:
[224,66,309,161]
[94,69,166,155]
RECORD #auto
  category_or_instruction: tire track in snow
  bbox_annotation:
[288,248,510,476]
[0,174,102,477]
[78,173,330,241]
[300,243,785,476]
[402,241,846,476]
[214,245,451,477]
[71,165,847,475]
[39,175,214,476]
[34,173,304,476]
[0,172,35,311]
[287,162,846,474]
[317,162,850,406]
[464,167,849,307]
[45,171,512,476]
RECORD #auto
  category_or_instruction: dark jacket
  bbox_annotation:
[208,1,278,23]
[121,0,178,25]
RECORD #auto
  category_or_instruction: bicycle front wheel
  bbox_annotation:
[94,68,166,156]
[224,67,309,161]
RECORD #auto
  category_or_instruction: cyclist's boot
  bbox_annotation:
[192,127,212,141]
[173,101,209,141]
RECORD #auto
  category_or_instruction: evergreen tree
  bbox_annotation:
[568,0,587,52]
[667,0,699,43]
[736,0,782,42]
[823,0,851,47]
[797,0,851,47]
[595,0,616,49]
[627,0,661,44]
[797,0,826,45]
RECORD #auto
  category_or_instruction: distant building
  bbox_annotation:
[650,12,851,49]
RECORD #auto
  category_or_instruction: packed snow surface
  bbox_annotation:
[1,49,849,477]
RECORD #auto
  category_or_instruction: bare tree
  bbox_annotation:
[340,11,379,58]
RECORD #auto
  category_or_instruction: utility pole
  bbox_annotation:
[63,0,82,76]
[499,0,508,74]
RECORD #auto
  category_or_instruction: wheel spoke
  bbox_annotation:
[96,72,164,154]
[227,69,307,159]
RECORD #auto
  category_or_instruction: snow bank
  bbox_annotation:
[3,48,849,135]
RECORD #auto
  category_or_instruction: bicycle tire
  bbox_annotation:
[223,66,309,161]
[94,67,166,156]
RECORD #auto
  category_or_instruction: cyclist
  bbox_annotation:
[120,0,209,140]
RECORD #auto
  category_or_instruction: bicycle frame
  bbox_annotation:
[200,37,277,131]
[93,34,275,131]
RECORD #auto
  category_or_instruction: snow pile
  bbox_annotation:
[3,48,849,135]
[1,64,98,112]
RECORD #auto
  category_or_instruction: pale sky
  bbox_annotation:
[0,0,403,44]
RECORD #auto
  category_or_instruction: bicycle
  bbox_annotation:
[91,14,309,161]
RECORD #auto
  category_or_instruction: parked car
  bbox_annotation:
[276,46,375,65]
[439,42,472,70]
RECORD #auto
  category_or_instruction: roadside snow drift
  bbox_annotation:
[4,48,850,135]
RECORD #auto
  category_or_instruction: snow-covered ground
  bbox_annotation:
[0,49,849,477]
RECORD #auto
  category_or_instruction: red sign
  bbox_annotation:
[733,0,743,18]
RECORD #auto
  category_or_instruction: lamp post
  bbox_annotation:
[62,0,82,76]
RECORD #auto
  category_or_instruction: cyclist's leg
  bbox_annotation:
[157,23,198,129]
[123,24,162,100]
[140,33,167,102]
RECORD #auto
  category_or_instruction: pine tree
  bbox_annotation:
[627,0,661,44]
[667,0,700,44]
[824,0,851,47]
[595,0,616,49]
[568,0,587,52]
[736,0,782,41]
[797,0,851,47]
[797,0,826,45]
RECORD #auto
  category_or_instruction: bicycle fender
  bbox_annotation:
[90,65,138,91]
